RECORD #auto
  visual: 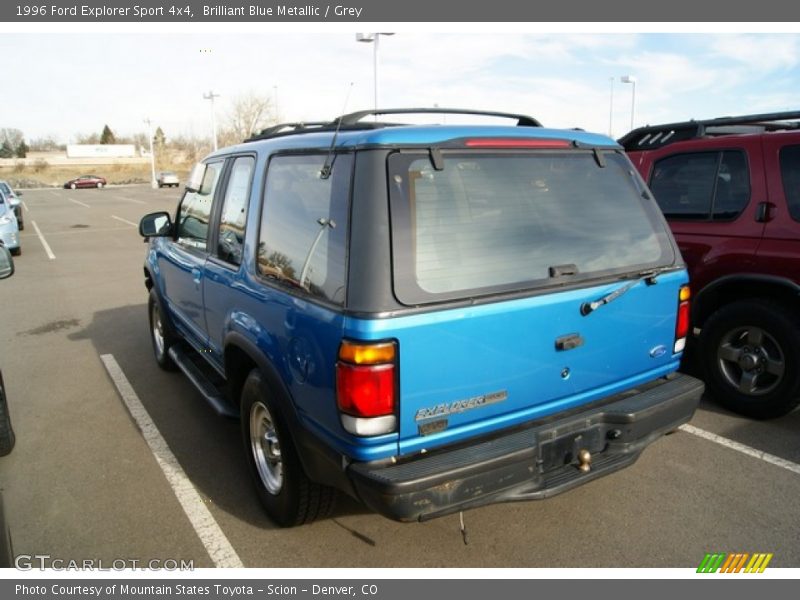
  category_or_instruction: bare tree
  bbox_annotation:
[219,91,276,145]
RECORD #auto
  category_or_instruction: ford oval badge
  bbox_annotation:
[649,345,667,358]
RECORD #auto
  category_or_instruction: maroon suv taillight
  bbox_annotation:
[674,285,691,353]
[336,341,397,436]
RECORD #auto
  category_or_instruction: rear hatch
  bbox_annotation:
[383,144,684,455]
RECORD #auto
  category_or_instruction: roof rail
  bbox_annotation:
[333,107,542,128]
[245,121,330,142]
[242,108,542,143]
[619,110,800,151]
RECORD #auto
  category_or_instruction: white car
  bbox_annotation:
[157,171,180,188]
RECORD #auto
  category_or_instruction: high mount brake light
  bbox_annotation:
[464,139,572,149]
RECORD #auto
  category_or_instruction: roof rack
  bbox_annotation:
[619,110,800,151]
[243,107,542,142]
[332,108,542,128]
[245,121,329,142]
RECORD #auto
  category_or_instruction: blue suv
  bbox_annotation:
[139,108,704,526]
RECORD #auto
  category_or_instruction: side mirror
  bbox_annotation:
[139,212,173,238]
[0,245,14,280]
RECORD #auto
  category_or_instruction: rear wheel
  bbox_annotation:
[148,290,178,371]
[9,248,20,257]
[96,182,104,189]
[240,370,335,526]
[699,299,800,419]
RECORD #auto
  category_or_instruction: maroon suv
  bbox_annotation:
[621,111,800,419]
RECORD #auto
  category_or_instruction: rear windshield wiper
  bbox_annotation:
[580,268,667,316]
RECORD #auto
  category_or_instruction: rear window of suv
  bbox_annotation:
[388,150,673,304]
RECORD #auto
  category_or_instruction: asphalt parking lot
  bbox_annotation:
[0,184,798,569]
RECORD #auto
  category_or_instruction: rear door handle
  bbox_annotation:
[755,202,775,223]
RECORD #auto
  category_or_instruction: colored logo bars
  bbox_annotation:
[697,553,773,573]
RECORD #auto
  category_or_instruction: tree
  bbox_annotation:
[0,141,13,158]
[15,140,28,158]
[0,128,25,153]
[220,91,275,145]
[153,127,166,151]
[100,125,116,144]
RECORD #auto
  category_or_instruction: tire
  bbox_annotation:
[9,248,20,257]
[70,183,76,190]
[148,289,178,371]
[699,299,800,419]
[96,182,104,189]
[0,372,15,457]
[240,370,335,526]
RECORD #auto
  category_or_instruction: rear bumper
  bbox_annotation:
[348,373,704,522]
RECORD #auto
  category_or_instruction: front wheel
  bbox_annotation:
[148,290,178,371]
[96,182,104,189]
[70,183,76,190]
[699,299,800,419]
[240,370,335,526]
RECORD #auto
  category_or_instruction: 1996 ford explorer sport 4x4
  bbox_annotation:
[138,108,704,526]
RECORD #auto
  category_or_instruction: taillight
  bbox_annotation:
[674,285,691,353]
[336,340,397,436]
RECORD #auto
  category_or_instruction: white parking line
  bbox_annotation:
[31,220,56,260]
[114,196,146,205]
[100,354,244,569]
[22,200,29,212]
[680,424,800,476]
[70,198,91,209]
[111,215,138,227]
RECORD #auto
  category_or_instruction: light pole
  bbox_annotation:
[608,77,615,136]
[273,85,279,122]
[203,90,220,151]
[300,218,336,289]
[356,33,394,112]
[621,75,637,130]
[143,118,157,189]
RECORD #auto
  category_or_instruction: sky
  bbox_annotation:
[3,30,800,145]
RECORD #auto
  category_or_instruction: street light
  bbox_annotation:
[356,33,394,112]
[203,90,220,151]
[608,77,614,137]
[143,117,157,189]
[621,75,637,131]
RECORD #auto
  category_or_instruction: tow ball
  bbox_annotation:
[577,449,592,473]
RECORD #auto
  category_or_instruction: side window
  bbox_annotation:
[650,151,749,221]
[177,160,222,249]
[779,145,800,221]
[217,156,254,265]
[257,154,352,305]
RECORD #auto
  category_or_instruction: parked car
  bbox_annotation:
[139,108,703,526]
[63,175,106,189]
[0,202,20,256]
[0,181,23,230]
[157,171,180,188]
[621,110,800,419]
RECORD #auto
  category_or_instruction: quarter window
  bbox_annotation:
[649,151,750,221]
[257,154,351,305]
[177,160,222,249]
[779,145,800,222]
[217,156,254,265]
